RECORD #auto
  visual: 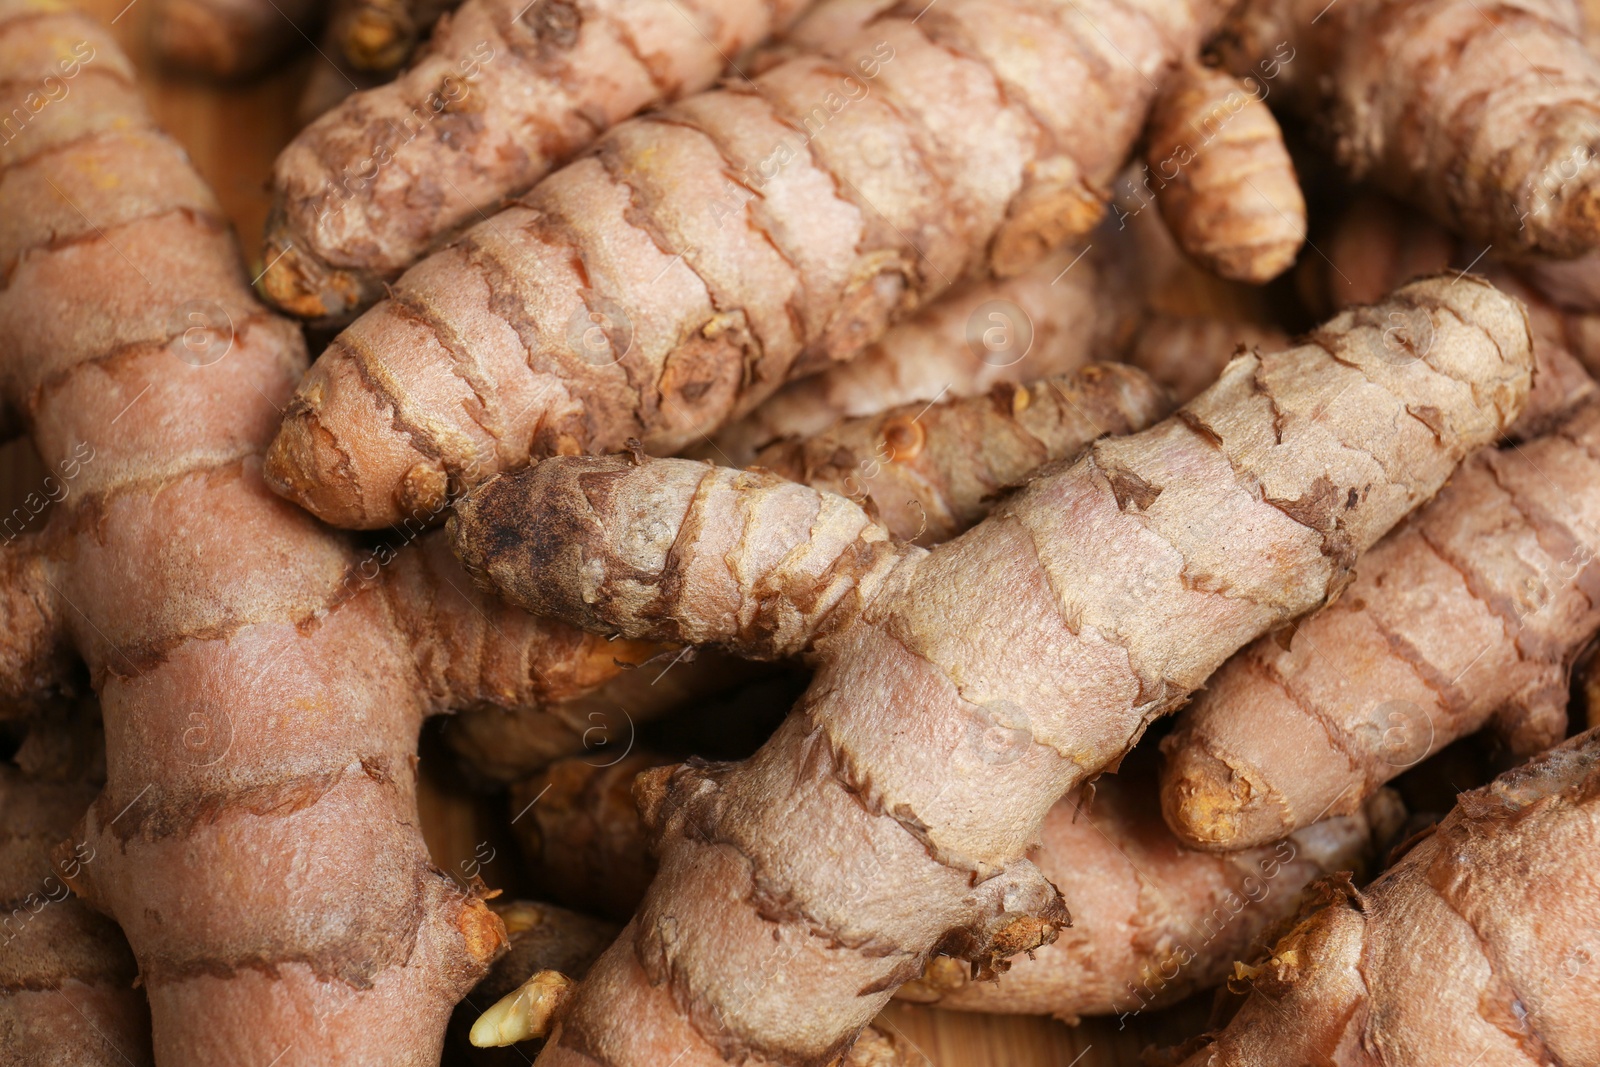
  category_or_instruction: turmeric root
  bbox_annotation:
[150,0,319,79]
[1142,61,1305,283]
[752,363,1168,545]
[447,360,1164,784]
[1,710,151,1067]
[264,0,1232,528]
[1172,727,1600,1067]
[507,747,1396,1022]
[449,277,1531,1065]
[1211,0,1600,257]
[470,903,918,1066]
[1161,387,1600,850]
[259,0,817,320]
[707,242,1139,466]
[0,7,752,1061]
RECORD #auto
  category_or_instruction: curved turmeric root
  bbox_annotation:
[1122,314,1288,406]
[447,361,1166,783]
[706,242,1140,466]
[0,7,748,1061]
[1143,61,1305,283]
[752,363,1168,545]
[507,748,1397,1022]
[263,0,1229,528]
[1162,389,1600,850]
[1212,0,1600,257]
[260,0,817,321]
[2,710,151,1067]
[150,0,319,79]
[451,277,1531,1065]
[1172,727,1600,1067]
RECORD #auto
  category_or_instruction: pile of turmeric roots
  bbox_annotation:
[7,0,1600,1062]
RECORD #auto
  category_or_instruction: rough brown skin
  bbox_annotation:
[149,0,319,79]
[469,902,917,1066]
[450,277,1531,1066]
[263,0,1231,529]
[704,241,1141,466]
[752,363,1170,545]
[1,712,151,1067]
[259,0,816,321]
[447,362,1165,784]
[1161,389,1600,851]
[1142,61,1304,283]
[1212,0,1600,258]
[1173,727,1600,1067]
[508,748,1395,1023]
[0,7,745,1062]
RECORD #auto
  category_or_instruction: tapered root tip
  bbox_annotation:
[1159,741,1290,851]
[264,354,450,529]
[257,212,385,324]
[470,970,574,1047]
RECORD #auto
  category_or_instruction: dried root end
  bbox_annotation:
[1159,740,1285,850]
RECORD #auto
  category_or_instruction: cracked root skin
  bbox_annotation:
[705,242,1141,466]
[0,717,151,1067]
[1144,62,1305,284]
[752,363,1169,544]
[0,7,716,1062]
[264,0,1224,529]
[1176,727,1600,1067]
[1161,392,1600,851]
[1212,0,1600,257]
[448,277,1530,1067]
[260,0,815,321]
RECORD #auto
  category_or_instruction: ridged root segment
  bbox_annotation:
[449,276,1533,1066]
[753,363,1170,544]
[0,6,504,1063]
[503,747,1391,1023]
[261,0,815,321]
[1213,0,1600,256]
[264,0,1220,529]
[899,766,1396,1021]
[706,241,1140,466]
[381,530,664,717]
[1178,728,1600,1067]
[1161,393,1600,850]
[1143,61,1305,283]
[452,458,908,661]
[0,759,151,1067]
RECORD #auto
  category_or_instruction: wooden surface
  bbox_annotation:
[2,5,1217,1063]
